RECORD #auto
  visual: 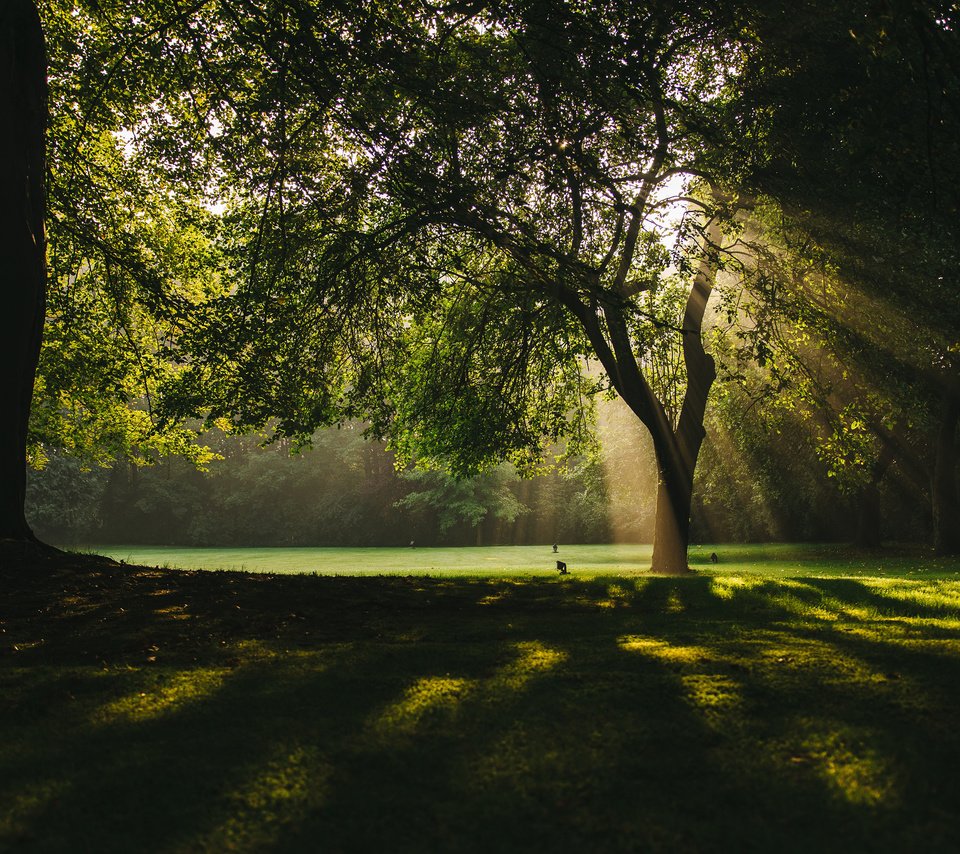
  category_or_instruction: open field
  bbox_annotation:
[87,542,960,578]
[2,546,960,852]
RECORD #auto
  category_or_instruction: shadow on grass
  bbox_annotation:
[2,563,960,852]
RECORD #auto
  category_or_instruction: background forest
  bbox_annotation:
[27,395,926,547]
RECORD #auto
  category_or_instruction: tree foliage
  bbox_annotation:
[718,0,960,549]
[33,0,225,471]
[14,0,958,558]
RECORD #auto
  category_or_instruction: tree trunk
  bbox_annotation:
[932,387,960,555]
[650,443,695,574]
[0,0,47,543]
[557,203,722,575]
[853,441,894,548]
[854,484,883,549]
[647,213,721,574]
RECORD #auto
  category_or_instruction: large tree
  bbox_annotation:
[0,0,47,544]
[21,0,953,570]
[151,0,744,573]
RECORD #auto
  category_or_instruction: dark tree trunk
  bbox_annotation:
[853,442,894,549]
[854,484,883,549]
[932,388,960,555]
[0,0,47,544]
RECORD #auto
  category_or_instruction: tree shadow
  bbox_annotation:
[2,564,960,851]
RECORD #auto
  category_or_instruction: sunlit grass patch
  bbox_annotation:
[709,575,766,599]
[867,579,960,616]
[750,632,891,677]
[680,673,743,726]
[487,641,568,693]
[776,721,900,808]
[664,589,686,612]
[617,636,709,665]
[152,603,192,620]
[200,744,332,851]
[94,668,229,725]
[368,642,566,742]
[371,675,473,738]
[588,581,638,610]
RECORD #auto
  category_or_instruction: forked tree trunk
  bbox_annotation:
[560,205,722,575]
[0,0,47,543]
[648,404,711,574]
[647,215,721,575]
[932,387,960,555]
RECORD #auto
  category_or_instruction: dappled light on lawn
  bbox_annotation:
[200,744,331,852]
[618,636,744,728]
[4,553,960,851]
[94,668,229,725]
[663,588,686,613]
[370,676,473,740]
[488,641,568,694]
[590,581,636,609]
[786,722,899,808]
[872,580,960,619]
[679,674,744,727]
[709,574,765,599]
[370,641,567,741]
[618,636,710,666]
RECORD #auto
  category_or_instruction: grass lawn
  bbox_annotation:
[2,544,960,852]
[85,541,960,577]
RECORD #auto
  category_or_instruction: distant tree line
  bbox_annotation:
[27,401,928,548]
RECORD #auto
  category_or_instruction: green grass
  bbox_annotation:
[90,543,649,575]
[85,542,960,577]
[3,545,960,852]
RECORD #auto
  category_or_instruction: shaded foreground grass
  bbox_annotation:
[2,550,960,852]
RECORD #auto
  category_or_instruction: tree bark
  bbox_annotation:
[551,203,722,575]
[647,214,722,574]
[0,0,46,543]
[932,387,960,555]
[650,441,695,574]
[853,441,894,549]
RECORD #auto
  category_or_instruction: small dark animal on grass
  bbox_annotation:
[710,552,719,564]
[557,560,568,574]
[552,543,559,553]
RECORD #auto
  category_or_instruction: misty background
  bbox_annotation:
[26,397,928,549]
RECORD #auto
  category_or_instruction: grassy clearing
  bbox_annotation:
[85,542,960,577]
[2,547,960,852]
[87,543,650,575]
